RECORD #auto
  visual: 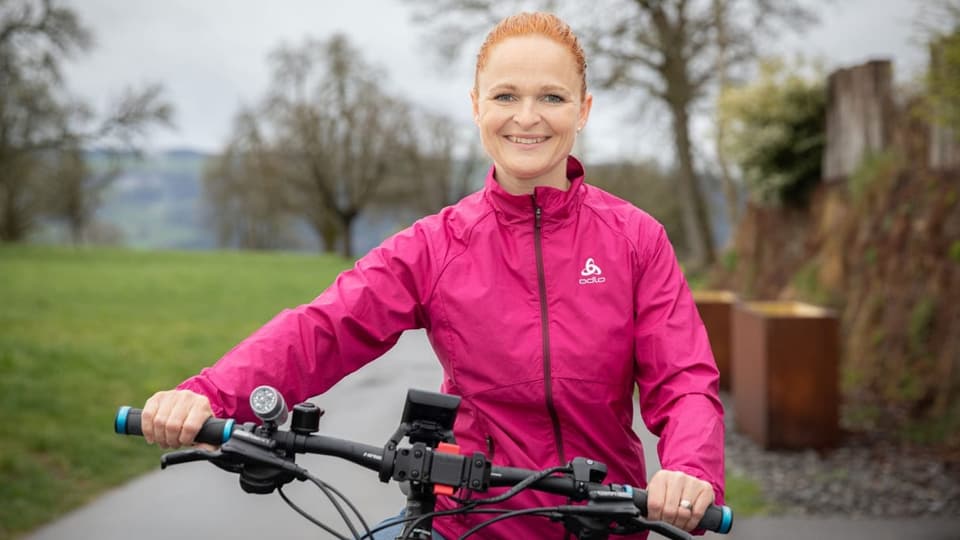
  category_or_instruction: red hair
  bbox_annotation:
[474,12,588,98]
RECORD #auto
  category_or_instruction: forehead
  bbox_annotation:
[477,35,581,90]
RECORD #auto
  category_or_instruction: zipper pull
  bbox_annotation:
[535,206,542,230]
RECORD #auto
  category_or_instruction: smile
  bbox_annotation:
[506,135,549,144]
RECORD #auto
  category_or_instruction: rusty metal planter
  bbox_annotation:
[693,290,737,391]
[732,301,840,450]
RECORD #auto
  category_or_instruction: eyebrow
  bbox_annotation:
[487,83,573,95]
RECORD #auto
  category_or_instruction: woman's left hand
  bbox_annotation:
[645,469,715,532]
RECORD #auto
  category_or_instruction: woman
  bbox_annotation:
[141,12,724,539]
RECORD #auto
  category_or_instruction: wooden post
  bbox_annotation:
[693,290,737,391]
[732,301,840,449]
[822,60,895,182]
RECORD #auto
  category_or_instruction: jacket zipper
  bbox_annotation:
[534,201,566,464]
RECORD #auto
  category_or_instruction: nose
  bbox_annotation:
[512,98,541,128]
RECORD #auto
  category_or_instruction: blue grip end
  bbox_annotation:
[115,406,131,434]
[719,505,733,534]
[222,419,235,443]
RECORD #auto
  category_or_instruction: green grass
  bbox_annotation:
[950,240,960,264]
[0,245,351,539]
[724,471,773,516]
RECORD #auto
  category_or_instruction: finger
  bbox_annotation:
[683,485,715,532]
[660,472,686,527]
[153,391,178,448]
[645,472,668,521]
[166,393,195,448]
[676,485,700,531]
[180,402,211,447]
[676,494,695,529]
[141,393,162,445]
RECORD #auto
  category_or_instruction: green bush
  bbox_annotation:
[721,250,738,273]
[949,240,960,263]
[908,297,937,357]
[719,58,827,208]
[927,30,960,131]
[849,150,901,205]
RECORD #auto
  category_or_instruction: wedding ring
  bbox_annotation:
[679,499,693,510]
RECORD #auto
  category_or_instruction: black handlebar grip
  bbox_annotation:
[633,490,733,534]
[114,406,235,445]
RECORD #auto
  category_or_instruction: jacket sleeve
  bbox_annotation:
[176,219,439,423]
[632,224,725,504]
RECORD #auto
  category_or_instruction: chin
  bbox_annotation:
[504,158,553,176]
[506,167,550,181]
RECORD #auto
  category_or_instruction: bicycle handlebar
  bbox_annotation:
[115,406,237,445]
[489,466,732,533]
[115,407,733,535]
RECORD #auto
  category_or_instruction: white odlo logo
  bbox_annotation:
[579,258,606,285]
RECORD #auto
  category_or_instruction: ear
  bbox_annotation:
[470,89,480,124]
[578,92,593,132]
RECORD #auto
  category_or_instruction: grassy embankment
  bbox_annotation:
[0,245,768,539]
[0,245,351,539]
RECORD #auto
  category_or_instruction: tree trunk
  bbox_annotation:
[320,219,338,254]
[67,195,85,246]
[716,122,741,239]
[669,101,716,268]
[713,0,741,242]
[339,211,357,259]
[0,177,27,242]
[647,0,716,268]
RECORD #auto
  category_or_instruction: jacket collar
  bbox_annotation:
[483,155,586,226]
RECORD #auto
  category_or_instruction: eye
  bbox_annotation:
[493,93,516,102]
[542,94,565,103]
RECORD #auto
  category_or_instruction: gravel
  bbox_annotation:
[723,399,960,518]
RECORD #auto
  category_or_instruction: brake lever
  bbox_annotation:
[161,448,220,469]
[219,436,309,480]
[558,502,686,540]
[631,516,692,540]
[570,500,694,540]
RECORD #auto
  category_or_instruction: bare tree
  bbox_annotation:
[591,159,688,250]
[203,108,301,250]
[914,0,960,38]
[263,34,419,257]
[405,0,816,267]
[0,0,172,242]
[46,144,120,244]
[401,114,487,214]
[210,35,485,256]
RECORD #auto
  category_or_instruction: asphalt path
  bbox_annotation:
[24,330,960,539]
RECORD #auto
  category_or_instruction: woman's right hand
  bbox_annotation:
[141,389,214,448]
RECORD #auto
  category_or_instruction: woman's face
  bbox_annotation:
[472,35,592,195]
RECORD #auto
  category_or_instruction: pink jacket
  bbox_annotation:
[179,156,724,539]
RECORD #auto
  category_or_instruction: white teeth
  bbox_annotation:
[508,136,547,144]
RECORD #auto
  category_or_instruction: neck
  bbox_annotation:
[495,169,570,196]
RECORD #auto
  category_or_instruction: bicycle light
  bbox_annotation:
[250,385,288,425]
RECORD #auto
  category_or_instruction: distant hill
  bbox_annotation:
[84,149,411,255]
[93,149,217,250]
[71,150,730,256]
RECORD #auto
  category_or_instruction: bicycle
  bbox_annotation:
[115,385,734,540]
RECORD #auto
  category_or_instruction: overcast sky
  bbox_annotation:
[60,0,926,163]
